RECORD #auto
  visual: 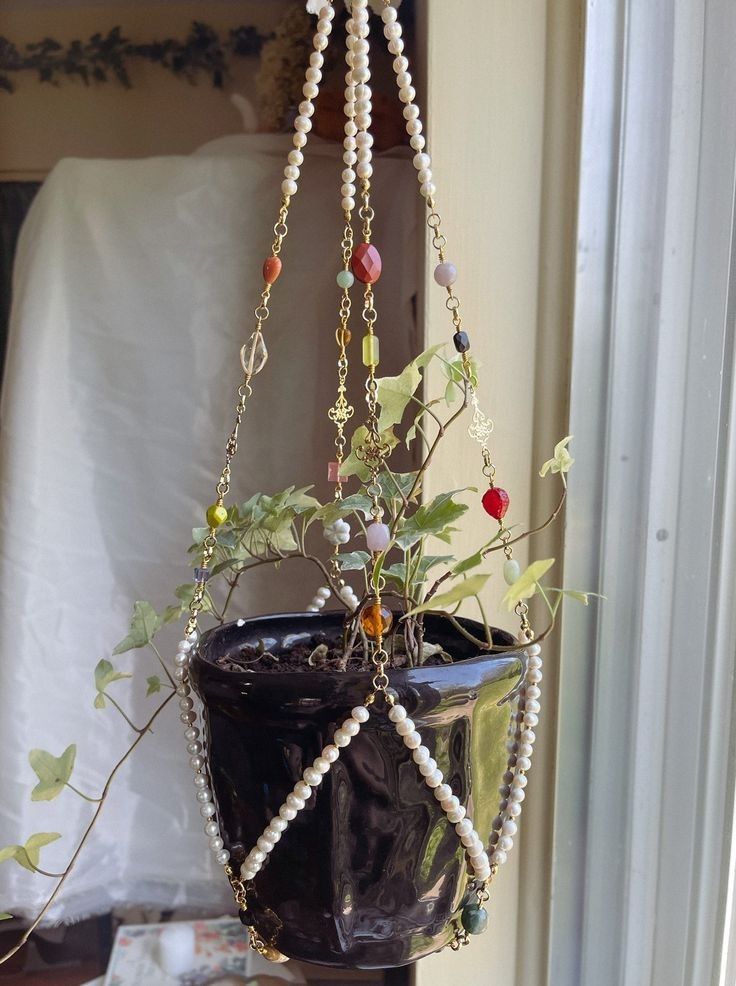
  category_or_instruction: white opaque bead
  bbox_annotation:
[196,789,212,803]
[174,652,189,667]
[342,167,356,183]
[492,850,508,865]
[351,706,370,723]
[303,767,322,787]
[521,730,536,745]
[310,50,324,67]
[413,152,430,171]
[434,783,453,803]
[284,165,300,181]
[209,836,224,852]
[200,804,216,818]
[512,774,528,789]
[509,788,525,804]
[184,727,200,742]
[173,667,187,681]
[249,848,266,864]
[241,866,257,880]
[382,5,398,21]
[384,22,402,39]
[526,699,541,714]
[399,86,416,105]
[502,820,518,837]
[177,640,192,653]
[294,781,312,801]
[506,803,522,818]
[441,795,460,813]
[519,743,533,758]
[293,132,307,149]
[517,756,532,771]
[356,162,373,179]
[204,820,219,837]
[418,168,433,184]
[317,18,332,34]
[286,793,305,812]
[282,179,298,196]
[257,835,275,853]
[419,758,437,777]
[313,757,330,775]
[455,818,473,837]
[215,849,230,865]
[404,731,422,750]
[528,669,543,683]
[527,643,542,656]
[396,718,415,736]
[193,774,208,789]
[320,4,335,20]
[393,55,408,72]
[313,33,328,51]
[461,830,480,847]
[342,718,361,737]
[447,806,466,824]
[389,704,407,723]
[425,769,443,789]
[467,839,486,858]
[303,80,319,99]
[410,134,426,151]
[322,745,340,762]
[269,816,289,833]
[356,127,373,144]
[334,728,351,747]
[406,119,422,137]
[294,115,312,133]
[413,746,430,765]
[277,805,296,823]
[341,183,356,198]
[524,713,539,727]
[397,72,412,89]
[389,38,405,55]
[305,66,322,83]
[341,197,356,212]
[421,182,437,198]
[190,755,204,771]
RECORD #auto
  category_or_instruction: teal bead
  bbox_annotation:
[337,269,355,289]
[461,903,489,935]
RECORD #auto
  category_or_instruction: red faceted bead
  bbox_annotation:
[263,256,282,285]
[351,242,382,284]
[482,487,510,520]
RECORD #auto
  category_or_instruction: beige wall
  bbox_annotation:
[417,2,583,985]
[0,1,291,178]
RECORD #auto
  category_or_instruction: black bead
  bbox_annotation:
[238,907,254,926]
[453,331,470,353]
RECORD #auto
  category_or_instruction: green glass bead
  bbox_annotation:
[206,503,228,528]
[362,334,379,367]
[337,269,355,290]
[461,903,489,936]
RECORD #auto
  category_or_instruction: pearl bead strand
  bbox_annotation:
[381,6,433,199]
[341,10,358,212]
[306,585,331,613]
[240,705,371,882]
[349,0,374,185]
[173,636,231,866]
[487,643,542,869]
[388,702,491,883]
[282,3,336,198]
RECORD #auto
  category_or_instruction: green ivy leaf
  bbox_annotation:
[174,583,213,613]
[453,549,485,576]
[395,491,469,549]
[336,551,371,571]
[146,675,162,696]
[28,746,76,802]
[0,833,62,872]
[539,435,575,481]
[376,344,446,431]
[405,574,492,617]
[316,493,374,525]
[502,559,556,610]
[93,692,106,709]
[113,600,162,655]
[94,658,133,694]
[0,913,12,921]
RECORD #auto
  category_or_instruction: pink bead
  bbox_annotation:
[327,461,345,483]
[366,522,390,552]
[433,261,457,287]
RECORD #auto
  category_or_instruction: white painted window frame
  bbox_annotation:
[549,1,736,985]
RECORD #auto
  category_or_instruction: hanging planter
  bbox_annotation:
[190,612,523,967]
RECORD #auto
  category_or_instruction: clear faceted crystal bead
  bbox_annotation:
[240,333,268,377]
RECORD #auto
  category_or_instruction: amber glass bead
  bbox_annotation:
[360,602,393,638]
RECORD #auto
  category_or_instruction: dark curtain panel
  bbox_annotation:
[0,180,42,382]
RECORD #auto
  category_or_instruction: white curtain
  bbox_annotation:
[0,135,420,922]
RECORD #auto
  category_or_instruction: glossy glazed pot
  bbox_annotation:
[190,611,523,969]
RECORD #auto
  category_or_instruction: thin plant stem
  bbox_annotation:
[102,692,144,735]
[149,640,175,687]
[64,782,102,804]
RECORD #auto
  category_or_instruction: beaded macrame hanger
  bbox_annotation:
[170,0,544,962]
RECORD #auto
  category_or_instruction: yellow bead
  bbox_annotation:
[360,602,392,639]
[362,334,379,367]
[206,504,228,528]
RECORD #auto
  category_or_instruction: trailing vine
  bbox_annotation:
[0,23,269,93]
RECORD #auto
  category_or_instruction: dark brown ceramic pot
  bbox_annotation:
[189,611,523,970]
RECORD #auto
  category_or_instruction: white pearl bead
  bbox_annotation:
[421,182,437,199]
[294,781,312,801]
[382,5,398,21]
[425,769,443,789]
[320,4,335,20]
[512,773,528,789]
[418,167,433,183]
[434,783,453,802]
[521,729,536,745]
[506,802,522,818]
[399,86,416,105]
[526,685,541,700]
[527,643,542,656]
[193,774,208,789]
[317,18,332,34]
[356,162,373,179]
[180,711,196,724]
[305,66,322,83]
[200,804,216,818]
[517,756,532,771]
[176,684,190,697]
[282,179,298,196]
[467,839,486,858]
[524,712,539,728]
[204,820,219,837]
[306,604,319,613]
[410,134,426,151]
[196,788,212,803]
[190,755,204,771]
[310,50,324,68]
[353,67,371,84]
[241,866,257,880]
[342,718,361,737]
[322,745,339,763]
[257,835,275,852]
[303,767,322,787]
[518,743,533,758]
[294,115,312,133]
[396,718,415,736]
[384,22,402,39]
[389,704,407,723]
[293,132,307,148]
[284,165,300,181]
[334,727,351,747]
[455,818,473,837]
[388,37,404,55]
[216,850,231,865]
[412,745,430,765]
[419,758,437,777]
[286,793,305,811]
[441,795,460,813]
[403,730,422,750]
[492,849,508,865]
[528,655,543,670]
[509,788,525,804]
[187,741,201,754]
[341,183,356,198]
[528,668,543,683]
[278,805,296,822]
[345,120,358,137]
[447,806,466,824]
[342,167,356,183]
[177,640,192,653]
[173,667,186,681]
[413,152,431,171]
[184,727,199,742]
[351,706,370,723]
[526,699,541,714]
[313,32,328,52]
[174,652,189,667]
[303,81,319,99]
[461,830,480,847]
[269,816,289,833]
[209,836,224,852]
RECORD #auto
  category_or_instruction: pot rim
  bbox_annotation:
[191,610,525,686]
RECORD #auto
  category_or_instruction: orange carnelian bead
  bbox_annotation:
[263,256,282,284]
[360,603,393,639]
